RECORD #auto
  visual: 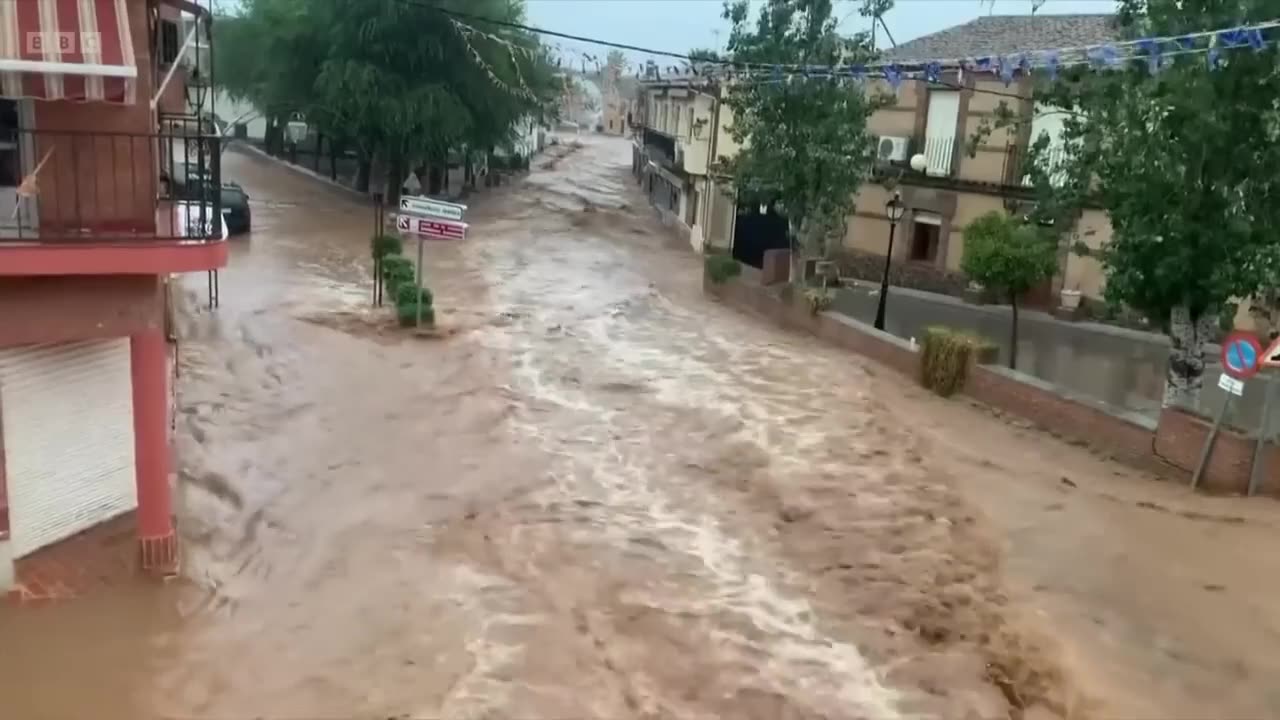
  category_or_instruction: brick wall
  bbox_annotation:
[1153,407,1280,496]
[704,272,1280,495]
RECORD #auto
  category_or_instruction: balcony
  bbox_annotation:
[0,120,228,276]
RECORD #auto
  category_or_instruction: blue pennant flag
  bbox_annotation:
[851,64,866,82]
[1175,35,1196,51]
[885,64,903,91]
[1207,45,1222,70]
[925,61,941,83]
[998,56,1015,86]
[1217,29,1249,47]
[974,56,992,72]
[1137,38,1162,75]
[1247,28,1266,51]
[772,64,782,82]
[1044,50,1060,81]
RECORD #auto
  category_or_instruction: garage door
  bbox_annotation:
[0,339,137,558]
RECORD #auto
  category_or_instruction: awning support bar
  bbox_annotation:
[150,24,198,111]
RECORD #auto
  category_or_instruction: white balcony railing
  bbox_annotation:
[920,135,955,177]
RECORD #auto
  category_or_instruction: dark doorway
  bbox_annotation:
[732,203,789,269]
[910,222,940,263]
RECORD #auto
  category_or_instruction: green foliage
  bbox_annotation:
[394,281,435,327]
[960,212,1057,299]
[803,287,835,315]
[380,254,415,292]
[370,233,403,260]
[215,0,559,192]
[705,254,742,284]
[394,282,434,310]
[919,327,991,397]
[961,211,1056,369]
[718,0,890,272]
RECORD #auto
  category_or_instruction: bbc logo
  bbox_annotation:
[26,31,101,55]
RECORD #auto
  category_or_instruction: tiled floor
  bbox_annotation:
[8,512,140,605]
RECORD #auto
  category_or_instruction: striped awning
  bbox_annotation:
[0,0,137,105]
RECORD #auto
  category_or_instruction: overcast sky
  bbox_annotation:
[524,0,1116,69]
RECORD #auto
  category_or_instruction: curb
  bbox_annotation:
[229,142,372,202]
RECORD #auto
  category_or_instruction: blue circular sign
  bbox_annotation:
[1222,332,1262,379]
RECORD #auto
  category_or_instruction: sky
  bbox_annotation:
[524,0,1116,69]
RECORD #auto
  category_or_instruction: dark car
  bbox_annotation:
[220,183,251,235]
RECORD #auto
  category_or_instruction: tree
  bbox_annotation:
[213,0,557,201]
[960,212,1057,370]
[719,0,890,282]
[1000,0,1280,407]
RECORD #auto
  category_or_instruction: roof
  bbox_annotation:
[880,14,1118,64]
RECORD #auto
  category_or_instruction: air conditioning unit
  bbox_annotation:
[877,136,910,162]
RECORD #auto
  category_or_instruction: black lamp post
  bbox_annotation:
[874,192,906,331]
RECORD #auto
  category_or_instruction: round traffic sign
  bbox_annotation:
[1222,331,1262,379]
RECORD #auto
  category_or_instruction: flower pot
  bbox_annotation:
[1060,288,1083,310]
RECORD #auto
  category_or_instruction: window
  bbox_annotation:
[923,90,960,176]
[687,107,694,139]
[688,189,699,226]
[0,99,20,187]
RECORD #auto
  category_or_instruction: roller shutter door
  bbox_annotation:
[1,339,137,557]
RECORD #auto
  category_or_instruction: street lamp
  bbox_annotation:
[909,153,928,173]
[285,113,309,144]
[185,68,210,111]
[874,191,906,331]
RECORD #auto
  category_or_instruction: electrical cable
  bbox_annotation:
[398,0,1280,106]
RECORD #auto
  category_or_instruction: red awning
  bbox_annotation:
[0,0,138,105]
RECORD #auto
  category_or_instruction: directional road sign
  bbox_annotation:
[400,195,467,221]
[1263,334,1280,369]
[1222,331,1262,379]
[396,214,467,240]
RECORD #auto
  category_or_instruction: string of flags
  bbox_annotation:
[635,18,1280,89]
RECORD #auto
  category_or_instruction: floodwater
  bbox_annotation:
[4,136,1280,720]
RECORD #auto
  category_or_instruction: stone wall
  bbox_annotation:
[834,247,970,298]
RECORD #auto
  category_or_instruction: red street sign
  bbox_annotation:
[396,213,466,240]
[1221,331,1262,379]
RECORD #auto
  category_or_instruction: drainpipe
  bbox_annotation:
[703,85,721,250]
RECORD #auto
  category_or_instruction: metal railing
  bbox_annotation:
[1003,142,1073,188]
[0,120,222,244]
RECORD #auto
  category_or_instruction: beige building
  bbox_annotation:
[632,75,740,254]
[844,14,1117,309]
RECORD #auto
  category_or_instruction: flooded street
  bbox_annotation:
[5,135,1280,720]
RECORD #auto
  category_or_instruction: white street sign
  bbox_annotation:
[396,214,467,240]
[1218,372,1245,397]
[400,195,467,221]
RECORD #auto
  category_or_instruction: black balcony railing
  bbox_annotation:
[1002,142,1073,188]
[642,126,677,167]
[0,118,222,244]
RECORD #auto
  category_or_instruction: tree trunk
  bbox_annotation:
[354,154,372,193]
[329,140,339,181]
[1164,303,1216,409]
[788,218,804,284]
[443,147,451,192]
[265,117,283,156]
[385,155,406,209]
[464,153,473,187]
[313,132,323,172]
[1008,292,1019,370]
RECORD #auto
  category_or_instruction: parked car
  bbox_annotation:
[220,182,251,235]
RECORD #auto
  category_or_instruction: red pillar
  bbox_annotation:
[131,329,177,575]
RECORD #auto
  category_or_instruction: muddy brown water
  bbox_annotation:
[3,136,1280,720]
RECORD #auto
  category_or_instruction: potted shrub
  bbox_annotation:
[1060,284,1083,310]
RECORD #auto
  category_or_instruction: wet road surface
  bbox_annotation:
[5,136,1280,720]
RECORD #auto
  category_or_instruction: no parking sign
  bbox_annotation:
[1222,331,1262,380]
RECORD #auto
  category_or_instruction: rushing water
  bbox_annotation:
[0,137,1073,720]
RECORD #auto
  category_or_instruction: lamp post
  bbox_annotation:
[874,191,906,331]
[184,69,210,112]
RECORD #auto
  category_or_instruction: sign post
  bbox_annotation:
[1193,332,1261,490]
[394,196,469,329]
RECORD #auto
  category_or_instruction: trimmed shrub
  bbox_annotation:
[381,255,415,292]
[370,233,403,260]
[919,326,993,397]
[705,253,742,285]
[394,286,435,330]
[394,281,433,309]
